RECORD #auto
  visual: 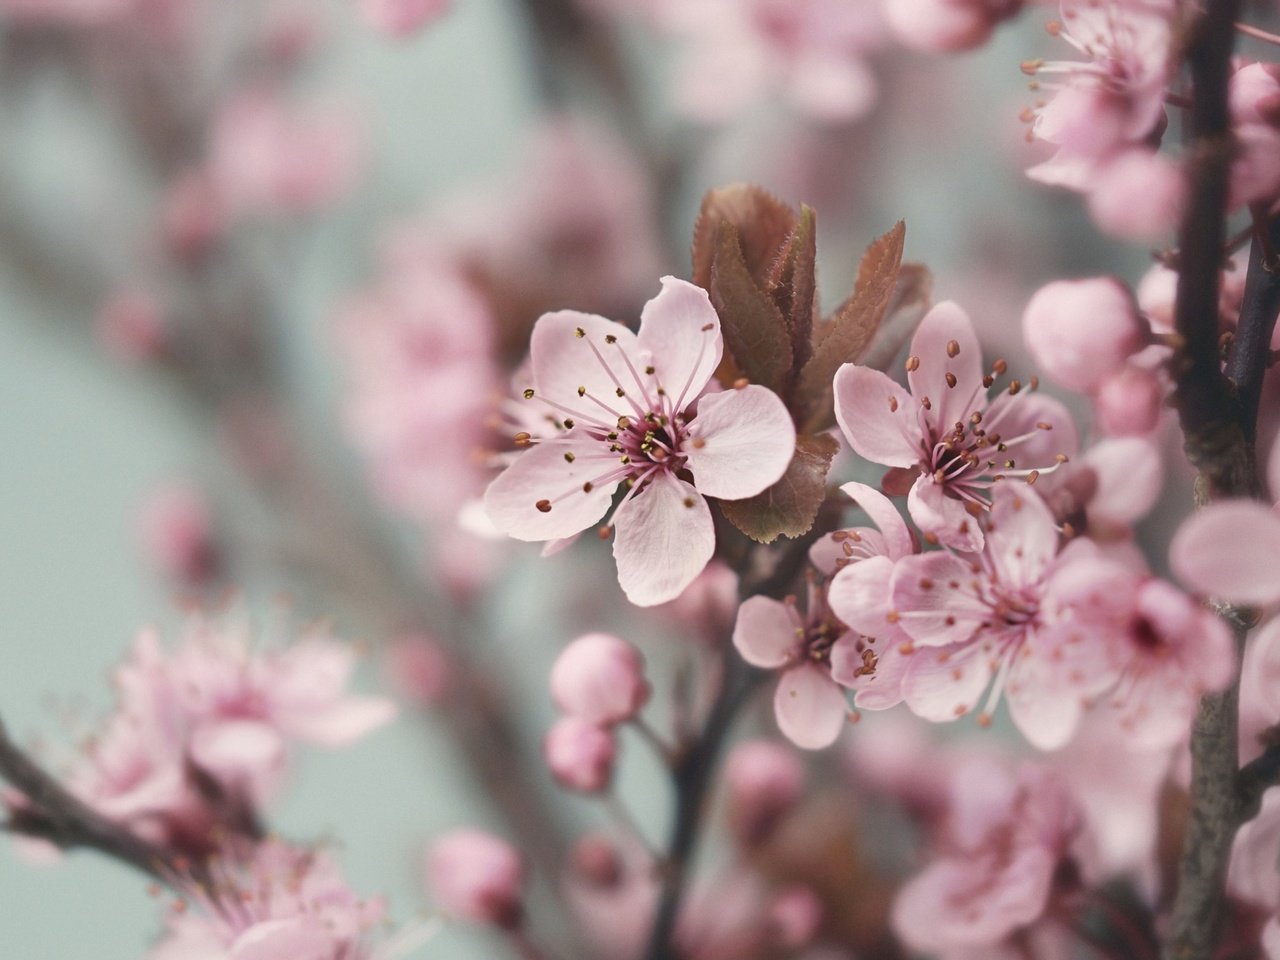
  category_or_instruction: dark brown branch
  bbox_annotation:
[0,718,183,883]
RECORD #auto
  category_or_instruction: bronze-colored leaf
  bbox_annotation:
[858,262,933,373]
[718,433,839,543]
[692,184,798,290]
[767,204,818,374]
[710,222,794,394]
[794,222,906,431]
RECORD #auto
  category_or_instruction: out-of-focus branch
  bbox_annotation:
[0,718,183,884]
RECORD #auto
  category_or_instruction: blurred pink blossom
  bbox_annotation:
[358,0,449,37]
[426,828,524,927]
[136,482,221,588]
[544,716,617,792]
[550,633,650,726]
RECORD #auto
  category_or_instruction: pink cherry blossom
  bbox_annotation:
[834,300,1078,552]
[1086,148,1185,240]
[1047,558,1235,749]
[426,829,525,927]
[851,485,1094,749]
[732,585,855,750]
[149,840,386,960]
[69,617,395,848]
[1023,0,1175,191]
[485,277,795,606]
[1093,363,1163,436]
[1171,500,1280,606]
[892,760,1080,955]
[1230,62,1280,210]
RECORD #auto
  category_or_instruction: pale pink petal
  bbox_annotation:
[787,53,877,123]
[232,918,333,960]
[282,697,397,747]
[906,301,985,431]
[831,635,908,710]
[891,552,992,647]
[908,476,984,553]
[484,434,619,541]
[986,485,1059,590]
[827,555,903,640]
[1083,437,1163,527]
[685,385,796,500]
[733,596,801,669]
[809,527,889,575]
[983,392,1080,473]
[635,277,723,406]
[528,309,642,414]
[1264,917,1280,960]
[833,363,922,468]
[1244,617,1280,720]
[773,664,849,750]
[901,642,993,724]
[839,481,913,560]
[1171,501,1280,605]
[189,719,285,793]
[1005,651,1082,751]
[612,473,714,606]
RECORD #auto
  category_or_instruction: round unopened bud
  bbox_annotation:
[550,633,650,725]
[768,886,824,950]
[1022,277,1144,392]
[544,717,616,793]
[1088,150,1186,242]
[136,483,219,587]
[569,832,624,889]
[1094,365,1163,437]
[883,0,1009,52]
[426,829,524,928]
[724,740,805,847]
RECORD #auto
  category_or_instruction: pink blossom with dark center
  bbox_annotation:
[834,300,1077,552]
[485,277,795,606]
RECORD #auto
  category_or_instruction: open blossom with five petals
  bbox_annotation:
[838,485,1089,749]
[834,300,1077,552]
[484,277,795,606]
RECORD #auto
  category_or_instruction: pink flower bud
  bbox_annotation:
[160,168,225,262]
[724,739,805,847]
[549,633,650,726]
[136,483,220,587]
[1094,365,1163,437]
[657,560,739,644]
[544,717,616,793]
[384,634,451,706]
[426,829,524,928]
[1022,277,1144,393]
[768,885,824,950]
[95,290,168,365]
[569,832,624,889]
[884,0,1019,52]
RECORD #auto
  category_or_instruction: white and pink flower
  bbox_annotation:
[485,277,795,606]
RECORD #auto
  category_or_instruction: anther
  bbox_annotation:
[888,396,899,412]
[733,377,749,389]
[993,359,1008,375]
[644,365,655,375]
[514,432,532,447]
[536,499,552,513]
[1036,421,1052,430]
[1026,471,1040,485]
[983,375,995,388]
[921,396,932,410]
[905,356,921,372]
[615,388,625,398]
[605,334,617,344]
[1007,380,1022,395]
[945,372,957,388]
[563,452,576,463]
[700,323,714,332]
[575,327,585,338]
[1020,59,1043,76]
[617,416,631,429]
[691,437,706,449]
[523,388,535,399]
[947,340,960,357]
[577,386,586,397]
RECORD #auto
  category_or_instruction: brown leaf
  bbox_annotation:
[710,222,794,394]
[692,184,798,290]
[718,433,839,543]
[767,204,818,374]
[794,222,907,432]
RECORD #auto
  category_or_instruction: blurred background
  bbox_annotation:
[0,0,1213,955]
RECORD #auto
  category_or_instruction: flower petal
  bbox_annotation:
[891,552,992,647]
[612,472,714,606]
[685,385,796,500]
[1006,649,1083,751]
[1083,437,1163,527]
[906,301,985,431]
[774,664,849,750]
[636,277,723,407]
[528,309,643,420]
[986,485,1059,590]
[839,481,914,560]
[484,434,619,541]
[907,475,984,553]
[733,595,802,669]
[1171,500,1280,605]
[833,363,921,468]
[832,635,909,710]
[902,641,994,724]
[828,555,905,640]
